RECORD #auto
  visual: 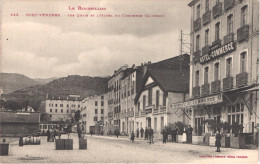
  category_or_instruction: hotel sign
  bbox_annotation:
[171,94,222,109]
[200,41,236,64]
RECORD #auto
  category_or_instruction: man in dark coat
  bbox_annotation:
[115,128,120,138]
[145,127,148,140]
[47,129,50,142]
[140,127,144,138]
[171,128,177,142]
[77,124,82,139]
[131,131,135,143]
[148,128,154,144]
[215,131,222,152]
[187,125,193,143]
[162,128,167,143]
[136,128,139,138]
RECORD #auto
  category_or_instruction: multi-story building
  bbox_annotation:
[107,65,128,133]
[45,94,83,122]
[134,54,190,139]
[81,93,108,134]
[174,0,259,145]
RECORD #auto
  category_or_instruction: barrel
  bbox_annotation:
[23,137,27,145]
[29,137,33,145]
[35,137,41,145]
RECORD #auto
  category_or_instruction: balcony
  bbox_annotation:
[224,0,235,11]
[224,33,234,44]
[153,108,159,114]
[193,18,201,31]
[213,2,222,18]
[237,25,249,42]
[135,112,139,117]
[140,111,146,116]
[193,86,200,98]
[201,83,210,96]
[236,72,248,87]
[223,76,233,91]
[202,10,211,25]
[128,111,134,117]
[202,45,209,55]
[159,106,166,113]
[211,80,221,93]
[193,50,201,63]
[212,39,222,47]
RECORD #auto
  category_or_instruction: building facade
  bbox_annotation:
[134,54,190,139]
[45,95,83,122]
[180,0,259,145]
[81,93,108,134]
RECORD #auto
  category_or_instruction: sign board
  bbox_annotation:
[200,41,236,64]
[171,94,222,109]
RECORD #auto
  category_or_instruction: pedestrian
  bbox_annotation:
[162,128,167,144]
[136,128,139,138]
[47,129,50,142]
[57,130,61,139]
[148,127,154,144]
[131,131,135,143]
[19,136,23,146]
[54,129,57,140]
[90,130,93,136]
[171,128,176,142]
[187,125,193,143]
[140,127,144,138]
[215,131,222,152]
[145,127,148,140]
[115,128,120,138]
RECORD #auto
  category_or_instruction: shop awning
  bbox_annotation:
[239,86,259,93]
[171,93,223,109]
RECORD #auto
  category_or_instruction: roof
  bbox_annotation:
[46,95,83,101]
[188,0,200,7]
[0,111,41,124]
[134,54,190,104]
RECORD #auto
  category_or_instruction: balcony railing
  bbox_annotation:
[202,45,209,55]
[135,112,139,117]
[193,18,201,31]
[224,33,234,44]
[140,111,146,116]
[237,25,249,42]
[236,72,248,87]
[153,108,159,114]
[213,2,222,18]
[202,10,211,25]
[193,86,200,98]
[224,0,235,11]
[223,76,233,91]
[193,50,201,63]
[159,106,166,113]
[211,80,221,93]
[201,83,210,96]
[212,39,222,47]
[129,111,134,117]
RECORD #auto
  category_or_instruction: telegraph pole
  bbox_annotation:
[178,29,190,72]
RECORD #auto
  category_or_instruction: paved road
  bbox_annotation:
[0,134,258,163]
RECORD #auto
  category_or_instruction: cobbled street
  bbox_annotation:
[0,133,258,163]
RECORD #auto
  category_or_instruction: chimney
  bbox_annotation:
[148,61,151,64]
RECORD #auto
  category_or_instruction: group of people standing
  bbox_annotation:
[47,129,61,142]
[130,127,154,144]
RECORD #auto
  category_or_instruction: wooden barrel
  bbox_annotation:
[29,137,33,145]
[22,137,27,145]
[26,137,30,145]
[35,137,40,145]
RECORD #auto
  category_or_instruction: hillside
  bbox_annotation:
[34,77,58,84]
[1,75,108,111]
[0,73,41,94]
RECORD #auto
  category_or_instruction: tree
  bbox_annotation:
[74,110,81,122]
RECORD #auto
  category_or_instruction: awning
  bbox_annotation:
[239,86,259,93]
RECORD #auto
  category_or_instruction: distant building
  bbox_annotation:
[81,93,108,134]
[0,111,41,137]
[45,94,83,122]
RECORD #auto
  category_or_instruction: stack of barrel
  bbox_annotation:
[22,136,41,145]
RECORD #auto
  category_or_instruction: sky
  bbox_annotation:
[1,0,191,79]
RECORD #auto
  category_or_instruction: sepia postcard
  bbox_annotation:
[0,0,259,163]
